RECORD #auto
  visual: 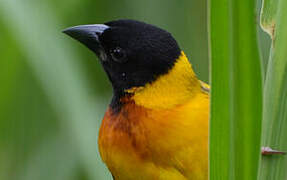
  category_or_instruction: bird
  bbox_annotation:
[63,19,209,180]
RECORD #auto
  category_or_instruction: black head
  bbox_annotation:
[63,19,181,95]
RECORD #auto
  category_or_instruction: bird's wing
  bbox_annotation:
[199,80,210,94]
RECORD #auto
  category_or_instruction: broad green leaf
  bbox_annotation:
[208,0,232,178]
[209,0,262,179]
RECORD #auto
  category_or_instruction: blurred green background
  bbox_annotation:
[0,0,268,179]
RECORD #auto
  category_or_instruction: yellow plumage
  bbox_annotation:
[99,52,209,180]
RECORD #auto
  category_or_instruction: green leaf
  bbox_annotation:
[208,0,232,178]
[258,0,287,179]
[209,0,263,179]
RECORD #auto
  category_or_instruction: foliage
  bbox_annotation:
[209,0,287,179]
[259,0,287,179]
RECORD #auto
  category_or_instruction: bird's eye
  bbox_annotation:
[110,47,127,63]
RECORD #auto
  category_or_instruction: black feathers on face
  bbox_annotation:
[99,20,181,94]
[64,19,181,95]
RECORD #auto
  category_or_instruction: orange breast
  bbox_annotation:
[98,92,209,180]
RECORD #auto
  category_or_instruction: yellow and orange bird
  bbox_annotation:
[63,19,209,180]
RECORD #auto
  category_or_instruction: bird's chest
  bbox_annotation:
[98,104,187,179]
[98,105,158,179]
[98,99,208,180]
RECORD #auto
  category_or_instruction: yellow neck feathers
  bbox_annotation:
[125,51,201,109]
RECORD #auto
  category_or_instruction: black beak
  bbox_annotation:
[63,24,109,53]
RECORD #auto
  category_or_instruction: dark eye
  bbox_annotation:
[110,47,127,63]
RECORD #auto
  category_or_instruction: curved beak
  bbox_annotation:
[63,24,109,53]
